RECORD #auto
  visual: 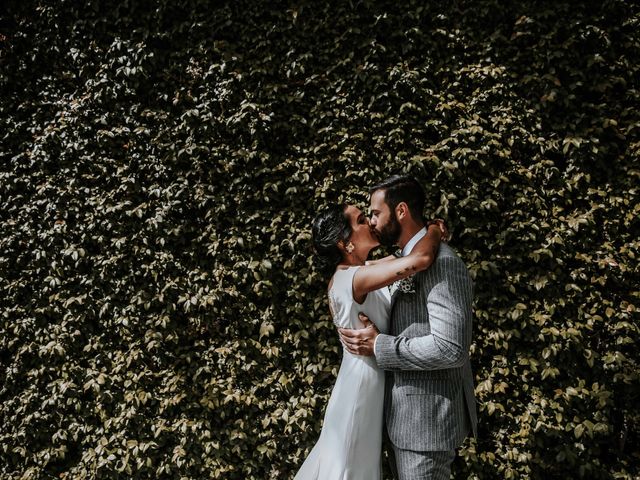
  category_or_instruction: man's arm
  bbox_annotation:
[375,255,473,370]
[339,254,473,368]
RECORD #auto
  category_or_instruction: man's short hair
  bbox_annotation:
[370,175,425,221]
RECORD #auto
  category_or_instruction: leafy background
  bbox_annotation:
[1,0,638,478]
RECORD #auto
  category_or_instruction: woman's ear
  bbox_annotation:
[345,241,355,254]
[337,240,354,254]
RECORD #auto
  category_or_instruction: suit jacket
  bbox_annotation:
[374,243,478,451]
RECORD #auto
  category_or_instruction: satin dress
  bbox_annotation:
[294,266,391,480]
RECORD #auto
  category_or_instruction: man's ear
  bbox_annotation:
[396,202,409,221]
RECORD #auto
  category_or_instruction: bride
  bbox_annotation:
[294,203,444,480]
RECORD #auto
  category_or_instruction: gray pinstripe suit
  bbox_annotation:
[374,243,477,478]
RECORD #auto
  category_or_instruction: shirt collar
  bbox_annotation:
[401,227,428,257]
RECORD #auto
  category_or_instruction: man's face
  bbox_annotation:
[369,189,401,247]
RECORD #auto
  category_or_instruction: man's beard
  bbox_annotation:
[376,212,401,247]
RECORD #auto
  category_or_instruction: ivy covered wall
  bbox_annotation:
[1,1,638,478]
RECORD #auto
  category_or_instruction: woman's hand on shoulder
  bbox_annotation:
[351,221,448,298]
[429,218,450,242]
[409,223,443,265]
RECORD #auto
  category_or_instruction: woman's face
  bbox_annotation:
[344,205,379,251]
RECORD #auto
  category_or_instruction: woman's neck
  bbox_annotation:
[339,248,370,267]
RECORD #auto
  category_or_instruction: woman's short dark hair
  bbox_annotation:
[369,175,425,221]
[312,204,352,278]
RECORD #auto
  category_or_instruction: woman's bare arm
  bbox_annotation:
[352,224,442,303]
[364,255,396,266]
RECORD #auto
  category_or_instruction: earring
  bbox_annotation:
[345,241,355,254]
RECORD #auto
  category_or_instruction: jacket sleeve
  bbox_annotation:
[374,255,474,371]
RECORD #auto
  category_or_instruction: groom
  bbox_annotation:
[339,175,477,479]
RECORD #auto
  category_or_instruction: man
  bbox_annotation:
[339,175,477,480]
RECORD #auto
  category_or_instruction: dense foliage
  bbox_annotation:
[1,0,638,478]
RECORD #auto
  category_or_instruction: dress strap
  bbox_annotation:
[331,265,360,298]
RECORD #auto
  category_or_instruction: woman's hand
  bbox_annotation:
[429,218,450,242]
[410,222,443,259]
[351,221,447,301]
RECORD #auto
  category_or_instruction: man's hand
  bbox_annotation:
[338,313,379,356]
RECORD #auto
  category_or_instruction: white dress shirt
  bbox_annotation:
[401,227,428,257]
[373,227,428,355]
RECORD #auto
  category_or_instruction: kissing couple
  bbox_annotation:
[294,175,478,480]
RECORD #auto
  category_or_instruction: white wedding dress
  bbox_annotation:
[294,266,391,480]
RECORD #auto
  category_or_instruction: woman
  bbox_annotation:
[294,204,445,480]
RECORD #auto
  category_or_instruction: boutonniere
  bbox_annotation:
[390,275,416,295]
